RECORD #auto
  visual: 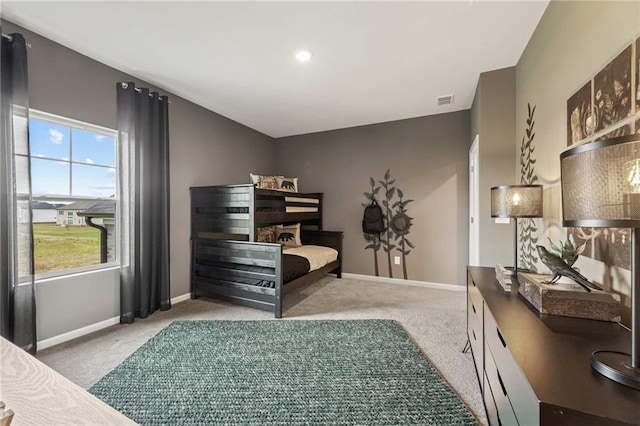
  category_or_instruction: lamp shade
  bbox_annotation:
[491,185,543,218]
[561,133,640,228]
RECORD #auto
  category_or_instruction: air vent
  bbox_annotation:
[437,94,454,106]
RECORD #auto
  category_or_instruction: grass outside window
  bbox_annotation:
[33,223,101,274]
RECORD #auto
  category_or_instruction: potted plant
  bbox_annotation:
[547,235,586,268]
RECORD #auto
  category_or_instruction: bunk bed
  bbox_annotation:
[190,184,342,318]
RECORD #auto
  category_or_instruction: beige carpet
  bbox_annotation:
[36,277,487,425]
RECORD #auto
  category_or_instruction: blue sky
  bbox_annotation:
[29,118,116,197]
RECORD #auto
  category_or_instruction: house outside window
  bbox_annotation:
[29,110,119,277]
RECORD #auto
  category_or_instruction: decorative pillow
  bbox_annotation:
[250,173,282,190]
[256,226,276,243]
[276,177,299,192]
[275,223,301,248]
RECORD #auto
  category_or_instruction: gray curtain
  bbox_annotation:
[0,31,36,353]
[117,82,171,323]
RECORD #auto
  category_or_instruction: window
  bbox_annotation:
[29,110,119,277]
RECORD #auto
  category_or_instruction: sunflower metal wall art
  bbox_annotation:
[362,169,415,279]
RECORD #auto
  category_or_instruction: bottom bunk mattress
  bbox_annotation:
[197,245,338,289]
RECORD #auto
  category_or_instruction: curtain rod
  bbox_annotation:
[2,33,32,48]
[120,82,169,101]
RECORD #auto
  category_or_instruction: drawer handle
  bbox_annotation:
[472,330,476,341]
[472,303,476,314]
[497,371,507,396]
[496,328,506,348]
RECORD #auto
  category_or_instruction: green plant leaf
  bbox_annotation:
[406,240,415,249]
[365,244,375,250]
[369,177,375,187]
[387,187,396,200]
[548,237,562,255]
[373,187,381,195]
[397,189,404,199]
[384,169,391,180]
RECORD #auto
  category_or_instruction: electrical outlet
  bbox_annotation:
[394,256,401,265]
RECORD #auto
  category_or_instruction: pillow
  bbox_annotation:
[275,223,301,248]
[276,176,298,192]
[250,173,282,190]
[256,226,276,243]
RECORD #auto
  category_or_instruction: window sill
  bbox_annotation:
[35,263,120,284]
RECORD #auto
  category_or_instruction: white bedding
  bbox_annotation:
[285,206,319,213]
[284,196,320,204]
[283,245,338,272]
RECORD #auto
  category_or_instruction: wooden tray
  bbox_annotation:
[517,272,621,322]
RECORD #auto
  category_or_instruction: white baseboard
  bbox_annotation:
[341,273,465,292]
[38,316,120,351]
[38,293,192,351]
[171,293,191,304]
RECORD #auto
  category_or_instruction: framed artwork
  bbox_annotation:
[567,81,594,146]
[636,37,639,112]
[569,227,631,271]
[596,124,631,141]
[565,41,638,271]
[594,45,632,133]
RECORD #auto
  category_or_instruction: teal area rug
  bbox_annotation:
[90,320,476,425]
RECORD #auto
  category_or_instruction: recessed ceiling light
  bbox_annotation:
[295,50,312,62]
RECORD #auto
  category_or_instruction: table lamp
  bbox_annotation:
[491,185,544,274]
[561,133,640,390]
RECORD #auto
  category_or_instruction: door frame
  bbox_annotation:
[469,135,480,266]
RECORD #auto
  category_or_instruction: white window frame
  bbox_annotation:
[29,109,120,280]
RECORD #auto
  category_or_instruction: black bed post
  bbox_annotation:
[336,232,343,278]
[190,188,198,299]
[274,245,283,318]
[319,193,324,230]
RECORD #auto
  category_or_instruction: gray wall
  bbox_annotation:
[3,20,277,340]
[471,67,517,268]
[514,0,640,325]
[470,82,480,146]
[275,111,470,286]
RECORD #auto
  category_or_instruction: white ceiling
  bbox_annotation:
[1,1,548,138]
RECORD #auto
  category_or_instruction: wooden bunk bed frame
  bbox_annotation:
[190,184,342,318]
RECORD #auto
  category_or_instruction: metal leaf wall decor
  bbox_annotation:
[362,169,414,279]
[519,103,540,272]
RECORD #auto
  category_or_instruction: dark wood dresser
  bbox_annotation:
[467,266,640,425]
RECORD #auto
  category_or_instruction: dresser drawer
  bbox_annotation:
[485,339,519,426]
[484,306,539,424]
[483,371,500,426]
[468,273,484,313]
[467,293,483,383]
